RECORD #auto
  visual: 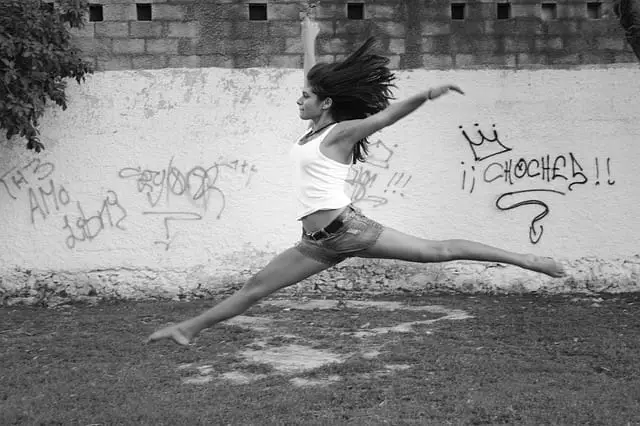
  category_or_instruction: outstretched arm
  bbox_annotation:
[301,16,320,83]
[378,85,464,127]
[333,85,465,146]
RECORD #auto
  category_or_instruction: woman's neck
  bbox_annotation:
[311,115,335,131]
[307,120,335,137]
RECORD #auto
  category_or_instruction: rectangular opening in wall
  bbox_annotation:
[541,3,557,20]
[137,3,152,21]
[451,3,466,20]
[249,3,268,20]
[587,2,602,19]
[347,3,365,20]
[89,4,103,22]
[497,2,511,19]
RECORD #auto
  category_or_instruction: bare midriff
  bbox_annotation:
[301,206,349,234]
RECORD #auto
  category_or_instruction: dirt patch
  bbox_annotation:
[290,375,342,388]
[190,299,475,385]
[240,344,349,373]
[221,371,268,385]
[262,299,468,312]
[225,315,273,331]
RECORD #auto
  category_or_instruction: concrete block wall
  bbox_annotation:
[67,0,638,71]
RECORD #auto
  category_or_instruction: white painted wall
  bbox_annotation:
[1,65,639,300]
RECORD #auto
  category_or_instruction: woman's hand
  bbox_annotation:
[301,16,320,41]
[427,84,465,100]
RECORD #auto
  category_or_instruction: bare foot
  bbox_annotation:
[146,324,194,346]
[527,255,566,278]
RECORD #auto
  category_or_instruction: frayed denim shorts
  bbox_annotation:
[294,204,384,265]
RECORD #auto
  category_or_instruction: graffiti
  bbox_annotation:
[0,158,127,249]
[461,163,477,194]
[460,123,512,161]
[459,124,615,244]
[28,180,71,224]
[0,158,55,201]
[347,166,387,207]
[120,157,257,250]
[142,211,202,251]
[366,139,395,169]
[385,171,411,194]
[461,153,614,194]
[347,140,412,208]
[495,189,565,244]
[594,157,616,186]
[118,157,257,217]
[62,191,128,249]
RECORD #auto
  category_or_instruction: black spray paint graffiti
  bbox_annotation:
[461,153,615,194]
[119,157,257,250]
[459,124,615,244]
[346,139,412,207]
[460,123,512,161]
[495,189,565,244]
[0,158,128,248]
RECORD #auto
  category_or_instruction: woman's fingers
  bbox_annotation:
[430,85,464,99]
[448,85,465,95]
[301,16,320,36]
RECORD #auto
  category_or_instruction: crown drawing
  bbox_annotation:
[366,139,394,169]
[460,124,512,162]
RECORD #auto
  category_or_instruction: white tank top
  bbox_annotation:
[290,124,352,220]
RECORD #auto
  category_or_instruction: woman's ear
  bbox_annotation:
[322,97,333,110]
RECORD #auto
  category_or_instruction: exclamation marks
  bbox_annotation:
[461,161,476,193]
[594,157,615,186]
[384,172,411,196]
[606,158,615,185]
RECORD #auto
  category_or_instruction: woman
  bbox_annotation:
[148,18,565,346]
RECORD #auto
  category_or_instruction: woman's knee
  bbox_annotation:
[238,275,267,302]
[418,240,458,262]
[238,270,280,302]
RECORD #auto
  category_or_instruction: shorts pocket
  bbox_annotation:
[320,216,370,253]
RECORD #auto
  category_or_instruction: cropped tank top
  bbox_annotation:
[290,123,352,220]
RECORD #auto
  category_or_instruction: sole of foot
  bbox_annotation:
[146,324,193,346]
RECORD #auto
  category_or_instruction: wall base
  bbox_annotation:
[2,254,639,306]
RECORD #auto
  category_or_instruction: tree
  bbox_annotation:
[0,0,93,152]
[612,0,640,61]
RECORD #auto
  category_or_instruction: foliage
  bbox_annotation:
[612,0,640,61]
[0,0,93,152]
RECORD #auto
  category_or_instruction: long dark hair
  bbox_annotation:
[307,37,396,163]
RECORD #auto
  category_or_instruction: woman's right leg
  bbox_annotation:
[358,227,565,277]
[147,247,332,346]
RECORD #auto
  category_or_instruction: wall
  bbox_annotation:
[70,0,638,71]
[1,65,640,302]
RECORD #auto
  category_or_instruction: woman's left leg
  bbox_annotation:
[146,247,332,345]
[357,226,565,277]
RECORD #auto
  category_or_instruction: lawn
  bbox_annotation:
[1,292,640,425]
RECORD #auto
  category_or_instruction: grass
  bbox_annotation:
[1,292,640,425]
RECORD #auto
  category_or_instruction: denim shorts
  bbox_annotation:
[294,204,384,265]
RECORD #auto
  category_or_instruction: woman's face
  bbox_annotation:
[297,86,326,120]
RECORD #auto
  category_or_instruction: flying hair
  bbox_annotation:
[306,37,396,163]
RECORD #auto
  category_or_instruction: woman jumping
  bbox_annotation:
[147,17,565,346]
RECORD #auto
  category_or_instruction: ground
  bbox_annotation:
[1,292,640,425]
